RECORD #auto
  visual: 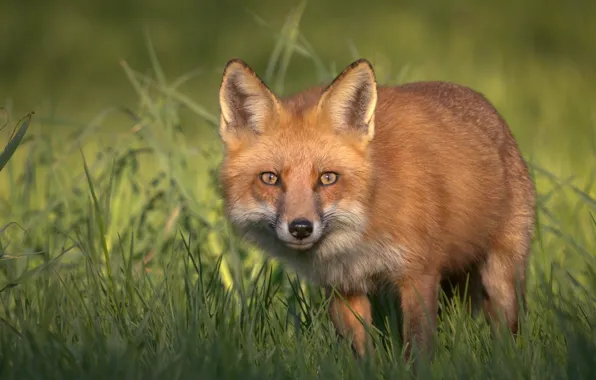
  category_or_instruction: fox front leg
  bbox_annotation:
[327,290,373,358]
[396,273,441,363]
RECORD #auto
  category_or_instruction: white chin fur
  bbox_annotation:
[285,242,314,250]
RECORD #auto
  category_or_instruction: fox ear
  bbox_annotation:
[317,59,377,142]
[219,59,279,145]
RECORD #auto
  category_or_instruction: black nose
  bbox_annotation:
[288,218,313,240]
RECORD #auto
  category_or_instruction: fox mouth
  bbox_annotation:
[284,241,315,250]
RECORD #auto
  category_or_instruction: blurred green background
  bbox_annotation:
[1,0,595,174]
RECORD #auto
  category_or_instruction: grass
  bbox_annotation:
[1,7,596,379]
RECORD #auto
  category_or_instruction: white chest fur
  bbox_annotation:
[249,227,407,294]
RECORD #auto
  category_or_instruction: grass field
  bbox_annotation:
[1,4,596,379]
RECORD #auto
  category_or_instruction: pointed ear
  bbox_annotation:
[218,59,279,146]
[317,59,377,142]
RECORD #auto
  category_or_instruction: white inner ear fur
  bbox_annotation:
[320,64,378,141]
[219,64,277,136]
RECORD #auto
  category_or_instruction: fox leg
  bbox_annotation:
[479,252,527,336]
[328,290,373,357]
[397,273,441,362]
[480,221,532,336]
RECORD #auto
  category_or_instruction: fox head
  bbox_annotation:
[218,59,377,257]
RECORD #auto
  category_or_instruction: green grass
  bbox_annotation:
[1,8,596,379]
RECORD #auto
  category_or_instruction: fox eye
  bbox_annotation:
[259,172,279,186]
[319,172,339,186]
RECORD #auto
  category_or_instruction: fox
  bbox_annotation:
[217,57,536,360]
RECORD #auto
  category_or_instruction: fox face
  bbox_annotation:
[218,59,378,262]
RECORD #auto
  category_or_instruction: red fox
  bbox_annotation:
[217,58,536,359]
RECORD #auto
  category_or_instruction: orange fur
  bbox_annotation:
[217,58,536,360]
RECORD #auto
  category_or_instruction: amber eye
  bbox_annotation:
[319,172,339,186]
[259,172,279,186]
